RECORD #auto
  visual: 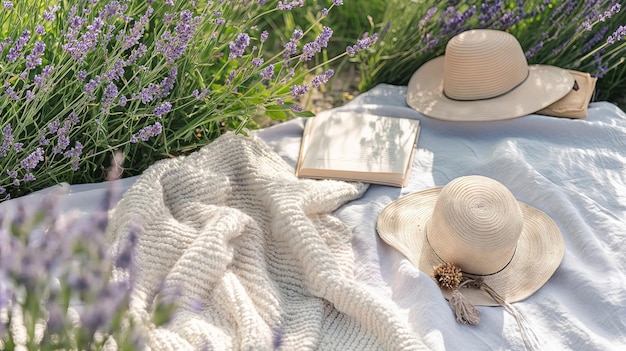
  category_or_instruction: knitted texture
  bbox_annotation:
[106,133,425,351]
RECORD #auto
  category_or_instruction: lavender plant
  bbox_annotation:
[0,152,179,349]
[355,0,626,105]
[0,0,375,201]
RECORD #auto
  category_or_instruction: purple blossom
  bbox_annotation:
[2,1,12,9]
[134,83,160,104]
[300,26,333,61]
[332,0,343,5]
[7,169,17,179]
[165,0,174,6]
[159,66,178,98]
[583,26,608,53]
[43,5,59,21]
[63,16,105,62]
[419,7,438,28]
[0,124,14,157]
[48,119,60,134]
[260,64,274,80]
[258,0,268,5]
[310,69,334,88]
[23,173,35,182]
[130,122,163,143]
[102,83,119,108]
[6,30,30,62]
[63,141,83,171]
[229,33,251,59]
[155,10,200,63]
[192,88,210,100]
[103,59,126,82]
[4,86,19,101]
[121,7,153,50]
[346,33,378,56]
[277,0,304,10]
[25,41,46,70]
[83,76,101,100]
[290,105,303,112]
[127,43,148,64]
[607,25,626,45]
[524,41,544,59]
[13,142,23,153]
[252,57,264,67]
[25,90,35,101]
[33,64,54,88]
[77,69,87,81]
[260,30,269,43]
[20,147,44,170]
[154,102,172,118]
[35,25,46,35]
[290,84,310,99]
[321,8,328,17]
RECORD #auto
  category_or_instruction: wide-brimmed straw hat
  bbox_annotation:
[376,175,564,306]
[406,29,575,121]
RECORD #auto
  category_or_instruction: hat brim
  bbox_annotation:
[376,187,565,306]
[406,56,575,121]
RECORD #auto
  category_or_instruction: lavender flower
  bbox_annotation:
[4,86,19,101]
[419,7,438,28]
[63,141,83,171]
[346,33,378,56]
[310,69,334,88]
[43,4,59,21]
[192,88,210,100]
[260,64,274,80]
[121,7,153,50]
[277,0,305,11]
[260,30,269,43]
[321,8,328,17]
[300,26,333,61]
[332,0,343,5]
[524,41,544,59]
[84,76,101,100]
[155,10,200,63]
[290,84,310,99]
[20,147,44,170]
[23,173,35,182]
[130,122,163,143]
[154,102,172,118]
[607,25,626,45]
[102,83,119,109]
[229,33,251,59]
[6,30,30,62]
[252,57,264,67]
[0,124,14,158]
[2,1,12,9]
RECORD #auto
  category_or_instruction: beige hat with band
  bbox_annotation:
[376,175,565,306]
[406,29,574,121]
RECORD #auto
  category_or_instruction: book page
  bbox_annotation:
[299,111,420,175]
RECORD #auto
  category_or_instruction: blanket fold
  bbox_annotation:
[106,133,425,350]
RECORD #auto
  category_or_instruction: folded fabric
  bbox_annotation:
[535,70,597,119]
[105,132,426,351]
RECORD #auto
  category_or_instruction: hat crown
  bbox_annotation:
[443,29,529,101]
[426,176,523,275]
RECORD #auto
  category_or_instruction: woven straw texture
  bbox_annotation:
[406,29,573,121]
[377,176,564,306]
[106,133,426,351]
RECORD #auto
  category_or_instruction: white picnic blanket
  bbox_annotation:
[2,84,625,350]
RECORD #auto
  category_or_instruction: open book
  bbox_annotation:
[296,111,420,187]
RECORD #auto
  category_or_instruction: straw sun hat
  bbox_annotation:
[406,29,575,121]
[376,175,564,307]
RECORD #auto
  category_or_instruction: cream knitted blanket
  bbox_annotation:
[106,133,425,350]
